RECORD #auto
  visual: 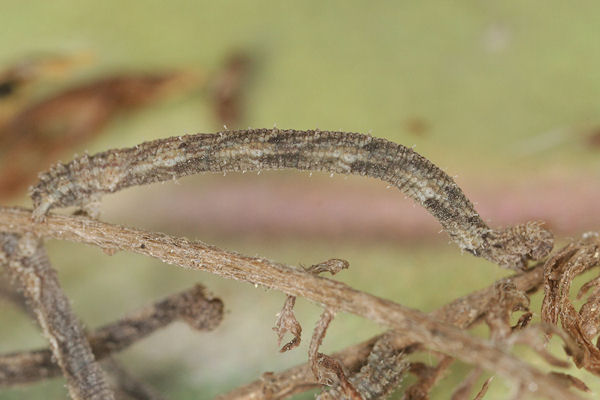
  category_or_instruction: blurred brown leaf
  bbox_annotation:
[0,70,201,200]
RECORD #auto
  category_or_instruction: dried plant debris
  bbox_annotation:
[548,372,590,393]
[541,234,600,374]
[505,325,571,368]
[451,371,493,400]
[215,264,560,400]
[472,376,493,400]
[318,333,408,400]
[0,233,114,399]
[31,129,552,270]
[0,283,223,386]
[0,70,201,199]
[451,368,484,400]
[484,281,530,341]
[402,355,454,400]
[273,295,302,352]
[0,53,87,96]
[273,259,348,352]
[1,208,581,400]
[308,309,362,399]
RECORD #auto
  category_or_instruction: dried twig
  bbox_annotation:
[0,283,223,386]
[308,309,361,399]
[548,372,590,393]
[0,233,114,400]
[273,295,302,353]
[473,376,493,400]
[451,368,484,400]
[0,209,578,399]
[403,355,454,400]
[541,235,600,374]
[273,259,348,353]
[216,264,545,400]
[103,358,167,400]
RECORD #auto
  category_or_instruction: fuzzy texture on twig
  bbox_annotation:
[0,207,581,400]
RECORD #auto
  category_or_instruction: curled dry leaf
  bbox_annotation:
[273,259,349,353]
[541,235,600,374]
[273,295,302,352]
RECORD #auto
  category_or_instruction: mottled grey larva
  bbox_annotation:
[30,128,552,269]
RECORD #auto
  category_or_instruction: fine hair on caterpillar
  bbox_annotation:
[30,128,553,269]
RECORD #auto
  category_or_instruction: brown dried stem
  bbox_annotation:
[103,358,167,400]
[0,207,579,400]
[0,233,114,400]
[0,283,223,386]
[217,263,545,400]
[403,354,454,400]
[541,235,600,374]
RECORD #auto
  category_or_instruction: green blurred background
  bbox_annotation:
[1,1,600,399]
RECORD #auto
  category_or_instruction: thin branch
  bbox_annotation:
[0,283,223,386]
[451,368,484,400]
[0,233,114,400]
[0,208,579,400]
[403,354,454,400]
[103,358,167,400]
